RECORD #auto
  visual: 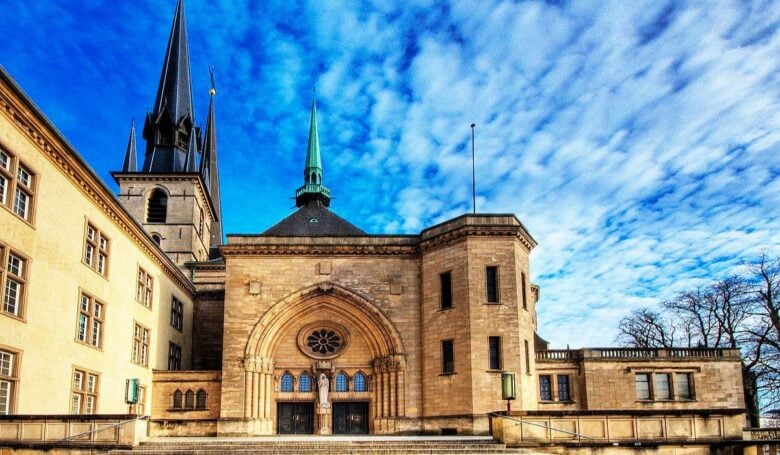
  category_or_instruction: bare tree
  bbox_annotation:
[615,253,780,424]
[617,308,676,348]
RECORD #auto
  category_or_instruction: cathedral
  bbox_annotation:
[0,0,750,447]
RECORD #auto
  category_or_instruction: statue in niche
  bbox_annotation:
[318,373,330,408]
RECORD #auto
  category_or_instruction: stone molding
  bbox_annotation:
[0,73,195,297]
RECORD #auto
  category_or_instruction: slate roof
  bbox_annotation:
[262,202,366,236]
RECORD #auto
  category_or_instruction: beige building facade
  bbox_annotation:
[0,0,748,446]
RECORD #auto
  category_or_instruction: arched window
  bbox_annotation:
[172,390,182,409]
[151,233,161,246]
[196,390,207,409]
[335,372,348,392]
[185,390,194,409]
[353,372,367,392]
[299,373,312,392]
[280,372,294,392]
[147,189,168,223]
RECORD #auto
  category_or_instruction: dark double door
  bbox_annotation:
[277,402,313,434]
[277,401,368,434]
[333,402,369,434]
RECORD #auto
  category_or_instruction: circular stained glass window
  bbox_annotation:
[297,321,349,359]
[307,329,341,355]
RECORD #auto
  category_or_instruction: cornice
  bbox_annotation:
[221,242,419,257]
[0,74,195,297]
[419,224,535,252]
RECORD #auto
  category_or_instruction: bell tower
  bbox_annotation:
[112,0,222,266]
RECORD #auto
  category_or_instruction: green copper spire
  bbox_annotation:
[295,97,331,207]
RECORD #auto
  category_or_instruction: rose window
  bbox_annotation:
[297,322,349,359]
[307,329,342,355]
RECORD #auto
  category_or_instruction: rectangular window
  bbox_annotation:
[1,245,28,318]
[488,336,501,370]
[170,297,183,331]
[0,349,18,415]
[635,373,651,400]
[76,293,104,348]
[0,146,36,223]
[441,340,454,374]
[132,323,150,366]
[521,272,527,309]
[136,267,153,308]
[539,375,552,401]
[524,340,530,373]
[168,342,182,370]
[83,223,110,276]
[131,385,147,415]
[440,272,452,309]
[71,368,99,414]
[675,373,692,400]
[557,375,571,401]
[486,266,499,303]
[654,373,671,400]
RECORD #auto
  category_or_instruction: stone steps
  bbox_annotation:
[110,438,534,454]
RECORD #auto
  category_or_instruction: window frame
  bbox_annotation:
[298,372,312,393]
[170,296,184,332]
[0,145,37,225]
[136,266,153,309]
[82,222,110,277]
[146,188,168,223]
[168,342,182,371]
[485,265,499,304]
[439,271,453,310]
[557,374,571,401]
[1,243,29,321]
[521,272,528,310]
[280,372,294,392]
[0,347,20,415]
[131,322,151,367]
[539,374,552,401]
[441,339,455,374]
[353,372,367,392]
[488,336,502,370]
[635,373,652,401]
[654,372,671,400]
[674,372,694,400]
[75,292,105,349]
[70,367,99,414]
[335,372,349,392]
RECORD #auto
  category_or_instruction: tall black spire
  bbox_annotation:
[121,119,138,172]
[202,68,222,258]
[141,0,198,173]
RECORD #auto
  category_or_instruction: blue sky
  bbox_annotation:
[1,0,778,347]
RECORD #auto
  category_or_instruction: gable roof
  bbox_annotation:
[262,201,365,236]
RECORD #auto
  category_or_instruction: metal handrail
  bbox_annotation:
[58,414,149,445]
[489,412,594,441]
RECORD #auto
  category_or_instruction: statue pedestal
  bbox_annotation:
[317,404,332,435]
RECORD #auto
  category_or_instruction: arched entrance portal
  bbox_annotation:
[242,282,406,435]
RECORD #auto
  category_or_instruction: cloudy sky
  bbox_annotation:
[1,0,778,347]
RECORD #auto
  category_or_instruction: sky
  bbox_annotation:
[1,0,778,348]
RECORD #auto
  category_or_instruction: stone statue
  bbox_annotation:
[318,373,330,408]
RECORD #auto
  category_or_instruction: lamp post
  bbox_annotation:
[501,371,516,413]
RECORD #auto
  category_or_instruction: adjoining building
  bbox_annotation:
[0,0,748,447]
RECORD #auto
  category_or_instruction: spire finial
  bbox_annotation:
[295,95,330,207]
[209,66,216,96]
[121,119,138,172]
[141,0,196,173]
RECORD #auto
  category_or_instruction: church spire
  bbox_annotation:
[202,68,223,258]
[295,96,330,207]
[141,0,197,173]
[121,119,137,172]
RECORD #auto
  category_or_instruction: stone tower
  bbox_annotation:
[113,0,222,266]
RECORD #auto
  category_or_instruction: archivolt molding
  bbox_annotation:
[244,282,405,365]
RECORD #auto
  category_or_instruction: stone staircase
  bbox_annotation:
[109,436,535,454]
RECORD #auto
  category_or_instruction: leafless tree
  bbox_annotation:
[616,253,780,423]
